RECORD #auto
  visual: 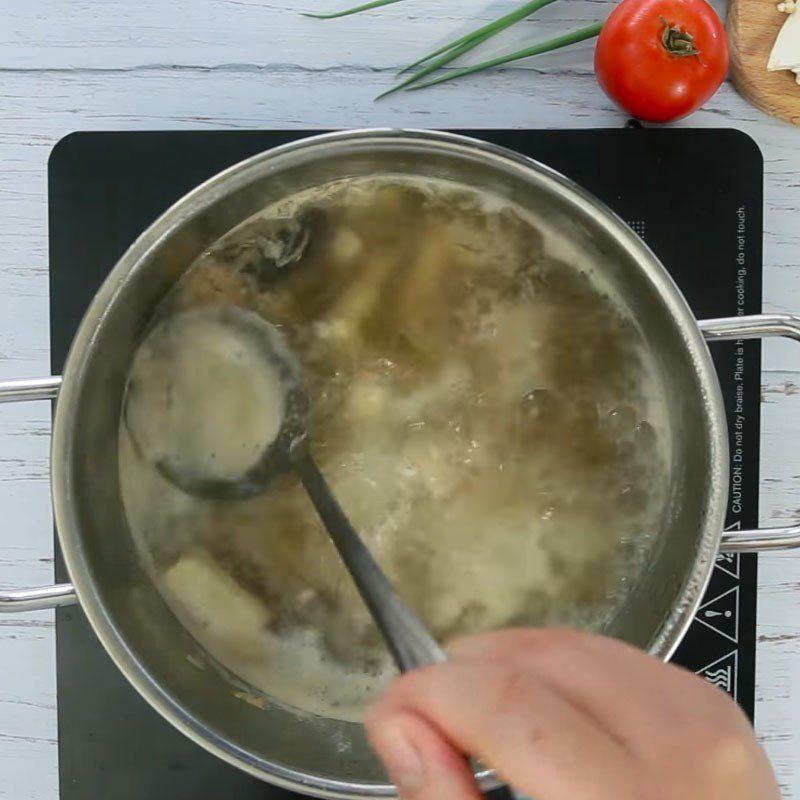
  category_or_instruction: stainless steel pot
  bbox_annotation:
[1,129,798,798]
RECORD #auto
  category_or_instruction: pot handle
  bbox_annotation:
[2,317,793,593]
[700,313,800,553]
[0,376,78,612]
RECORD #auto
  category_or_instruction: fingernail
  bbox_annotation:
[373,718,424,796]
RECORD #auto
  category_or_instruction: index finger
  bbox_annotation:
[367,655,637,800]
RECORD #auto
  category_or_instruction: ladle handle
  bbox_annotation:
[297,449,512,799]
[294,449,446,673]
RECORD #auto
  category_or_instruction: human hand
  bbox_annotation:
[366,629,780,800]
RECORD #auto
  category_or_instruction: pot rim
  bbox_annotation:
[50,128,729,797]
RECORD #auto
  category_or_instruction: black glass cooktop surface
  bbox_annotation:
[49,127,762,799]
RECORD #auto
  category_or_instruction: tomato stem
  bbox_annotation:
[659,17,699,57]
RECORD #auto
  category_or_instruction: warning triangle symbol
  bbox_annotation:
[715,552,740,579]
[696,650,738,701]
[696,586,739,643]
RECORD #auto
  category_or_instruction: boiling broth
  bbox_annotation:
[118,175,671,721]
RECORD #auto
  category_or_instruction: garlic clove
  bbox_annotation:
[768,6,800,72]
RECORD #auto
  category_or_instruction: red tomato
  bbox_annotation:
[594,0,728,122]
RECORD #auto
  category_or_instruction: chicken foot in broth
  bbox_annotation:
[118,175,671,721]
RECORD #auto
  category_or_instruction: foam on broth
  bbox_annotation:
[118,175,671,721]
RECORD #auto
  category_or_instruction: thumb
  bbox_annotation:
[365,708,482,800]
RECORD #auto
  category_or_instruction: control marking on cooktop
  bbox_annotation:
[715,552,740,579]
[696,650,738,701]
[626,220,647,239]
[696,586,739,643]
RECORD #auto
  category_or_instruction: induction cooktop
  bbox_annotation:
[48,126,761,799]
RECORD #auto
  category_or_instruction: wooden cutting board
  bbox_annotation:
[727,2,800,125]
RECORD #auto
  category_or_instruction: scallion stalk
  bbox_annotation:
[406,21,602,91]
[376,0,567,99]
[399,0,560,75]
[302,0,409,20]
[304,0,602,99]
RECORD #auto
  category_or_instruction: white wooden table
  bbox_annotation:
[1,1,798,798]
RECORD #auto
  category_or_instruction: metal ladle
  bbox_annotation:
[124,305,505,797]
[124,304,445,673]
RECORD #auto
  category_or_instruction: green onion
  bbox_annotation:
[305,0,602,99]
[376,0,561,100]
[376,36,484,99]
[302,0,409,20]
[399,0,559,75]
[406,21,602,91]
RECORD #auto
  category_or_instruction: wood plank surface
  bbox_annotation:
[0,2,798,798]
